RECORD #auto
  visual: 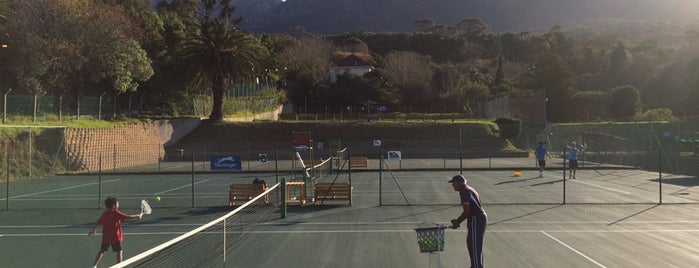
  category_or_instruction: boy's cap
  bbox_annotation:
[448,175,466,183]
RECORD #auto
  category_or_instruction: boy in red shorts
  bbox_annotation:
[88,197,143,267]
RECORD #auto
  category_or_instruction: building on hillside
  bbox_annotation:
[330,53,373,83]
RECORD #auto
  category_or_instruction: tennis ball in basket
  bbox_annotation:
[155,196,161,202]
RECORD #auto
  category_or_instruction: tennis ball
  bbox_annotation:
[155,196,161,202]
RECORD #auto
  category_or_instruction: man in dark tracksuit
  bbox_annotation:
[449,175,486,268]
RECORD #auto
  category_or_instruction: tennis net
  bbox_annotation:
[310,157,333,181]
[112,183,280,268]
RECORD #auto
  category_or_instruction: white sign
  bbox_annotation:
[373,140,382,147]
[388,151,401,160]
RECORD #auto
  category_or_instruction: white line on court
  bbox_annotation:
[541,230,607,268]
[6,228,699,238]
[155,179,211,195]
[5,219,699,229]
[569,179,631,195]
[0,179,122,200]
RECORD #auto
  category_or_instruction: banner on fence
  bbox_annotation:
[210,155,242,170]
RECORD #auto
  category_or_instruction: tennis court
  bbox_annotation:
[2,158,699,267]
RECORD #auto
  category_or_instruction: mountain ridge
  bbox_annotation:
[227,0,699,34]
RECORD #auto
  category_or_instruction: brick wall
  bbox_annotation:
[65,122,164,173]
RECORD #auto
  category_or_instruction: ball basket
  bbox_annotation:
[414,222,446,253]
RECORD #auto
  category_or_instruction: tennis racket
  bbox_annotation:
[141,199,152,215]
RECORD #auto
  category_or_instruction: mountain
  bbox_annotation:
[229,0,699,34]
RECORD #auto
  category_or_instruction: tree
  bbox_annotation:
[415,18,437,33]
[414,18,435,33]
[609,85,641,119]
[683,57,699,116]
[456,18,490,41]
[277,36,334,107]
[383,51,434,107]
[178,18,265,121]
[520,51,575,122]
[9,0,153,97]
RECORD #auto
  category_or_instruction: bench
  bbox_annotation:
[349,157,368,168]
[229,183,267,206]
[313,182,352,205]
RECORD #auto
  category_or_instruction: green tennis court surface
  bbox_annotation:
[2,164,699,267]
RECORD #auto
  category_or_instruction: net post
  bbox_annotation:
[222,218,227,264]
[281,178,287,218]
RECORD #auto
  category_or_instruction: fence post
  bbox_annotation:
[77,94,81,120]
[563,146,567,204]
[281,178,287,218]
[28,128,32,177]
[59,92,64,122]
[5,151,9,210]
[33,94,37,123]
[3,88,11,124]
[659,149,662,204]
[191,151,195,208]
[98,91,106,120]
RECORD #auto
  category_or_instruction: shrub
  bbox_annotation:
[494,117,522,139]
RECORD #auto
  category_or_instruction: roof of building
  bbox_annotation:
[333,54,372,67]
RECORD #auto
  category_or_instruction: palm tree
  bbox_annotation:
[179,19,265,121]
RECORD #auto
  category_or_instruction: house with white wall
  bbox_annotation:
[329,54,373,83]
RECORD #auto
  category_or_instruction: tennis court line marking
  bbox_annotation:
[541,230,607,268]
[154,179,211,195]
[5,219,699,229]
[6,228,699,237]
[0,179,122,200]
[569,179,631,195]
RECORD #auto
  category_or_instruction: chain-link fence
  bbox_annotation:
[515,119,699,177]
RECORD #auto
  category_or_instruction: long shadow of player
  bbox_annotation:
[495,176,543,185]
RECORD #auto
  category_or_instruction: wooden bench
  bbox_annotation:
[349,157,368,168]
[313,182,352,205]
[229,183,266,206]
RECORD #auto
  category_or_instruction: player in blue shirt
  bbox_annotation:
[449,175,486,268]
[535,141,549,178]
[567,142,585,179]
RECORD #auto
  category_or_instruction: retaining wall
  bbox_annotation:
[65,122,164,173]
